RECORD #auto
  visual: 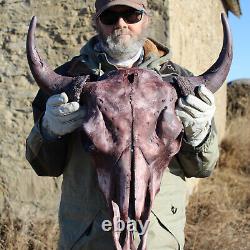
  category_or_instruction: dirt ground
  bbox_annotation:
[1,82,249,249]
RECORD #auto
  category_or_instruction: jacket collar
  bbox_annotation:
[78,35,171,76]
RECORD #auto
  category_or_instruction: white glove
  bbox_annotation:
[175,84,216,147]
[41,92,86,139]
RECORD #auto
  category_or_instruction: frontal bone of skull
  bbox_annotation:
[80,75,183,250]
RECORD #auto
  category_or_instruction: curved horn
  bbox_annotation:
[26,16,73,94]
[176,13,233,95]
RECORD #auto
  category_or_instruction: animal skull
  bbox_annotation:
[26,13,232,250]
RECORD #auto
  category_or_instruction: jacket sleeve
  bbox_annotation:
[26,89,70,177]
[161,61,220,178]
[25,56,95,177]
[174,120,219,178]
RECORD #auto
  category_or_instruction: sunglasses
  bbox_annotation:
[99,9,144,25]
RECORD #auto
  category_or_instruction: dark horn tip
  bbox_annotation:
[29,16,37,32]
[32,16,37,26]
[31,15,37,22]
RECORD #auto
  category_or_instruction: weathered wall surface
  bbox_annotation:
[168,0,227,194]
[0,0,228,220]
[168,0,227,143]
[0,0,169,220]
[0,0,96,220]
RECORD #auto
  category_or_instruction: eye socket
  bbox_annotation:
[128,73,134,83]
[155,107,183,143]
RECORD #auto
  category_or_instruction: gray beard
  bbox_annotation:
[98,28,146,61]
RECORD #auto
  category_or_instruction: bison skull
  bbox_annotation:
[26,13,232,250]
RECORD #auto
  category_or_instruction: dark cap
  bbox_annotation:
[95,0,148,17]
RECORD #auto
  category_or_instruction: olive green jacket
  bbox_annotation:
[26,36,219,249]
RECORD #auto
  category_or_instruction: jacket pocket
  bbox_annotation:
[70,209,114,250]
[70,219,95,250]
[151,171,187,248]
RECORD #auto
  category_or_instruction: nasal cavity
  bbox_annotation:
[128,73,134,83]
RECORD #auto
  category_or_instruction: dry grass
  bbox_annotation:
[1,84,249,249]
[2,120,249,249]
[0,212,58,250]
[185,115,250,250]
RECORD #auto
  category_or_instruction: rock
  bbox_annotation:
[227,79,250,122]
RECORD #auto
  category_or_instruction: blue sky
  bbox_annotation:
[228,0,250,82]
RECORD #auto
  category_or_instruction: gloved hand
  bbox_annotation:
[41,92,86,139]
[175,84,216,147]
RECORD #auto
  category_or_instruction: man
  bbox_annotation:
[26,0,219,249]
